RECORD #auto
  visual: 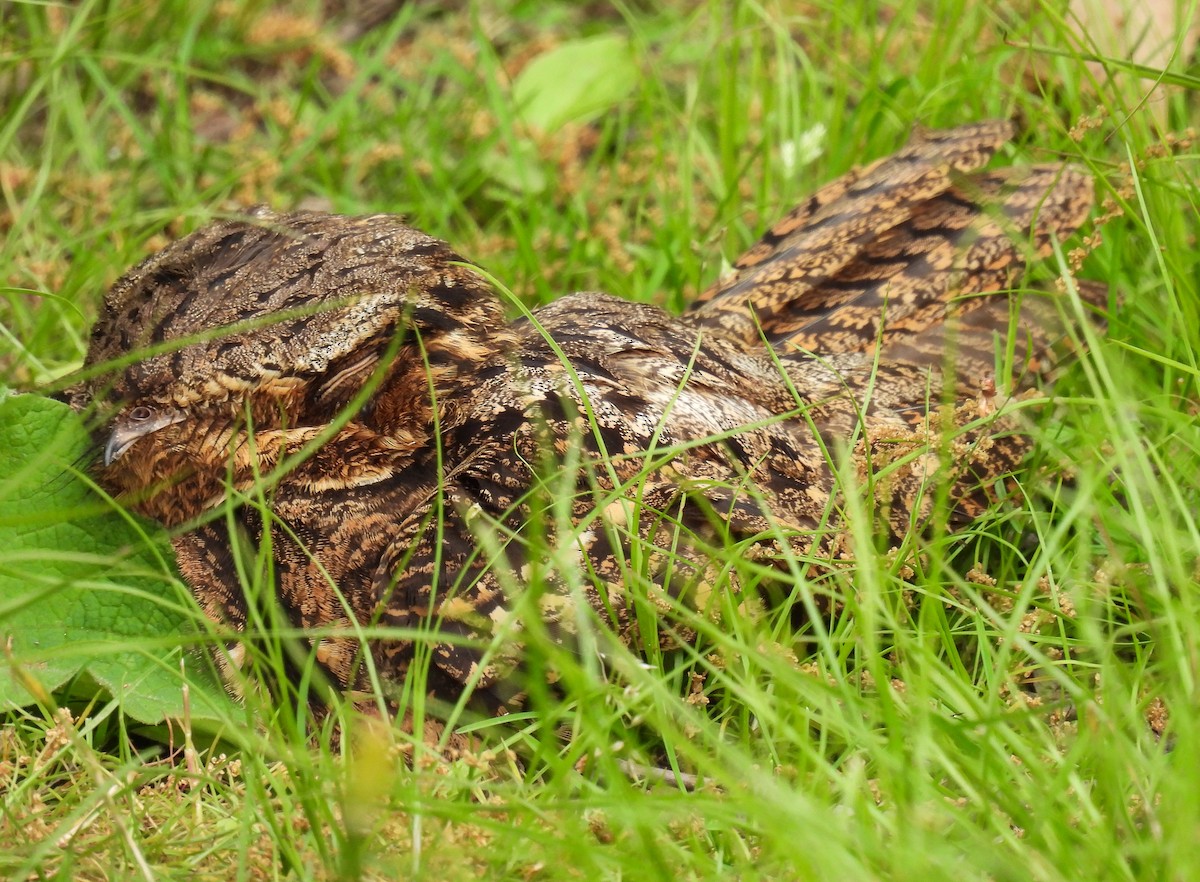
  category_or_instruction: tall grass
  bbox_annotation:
[2,0,1198,879]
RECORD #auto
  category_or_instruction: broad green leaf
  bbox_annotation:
[0,393,231,723]
[511,34,638,133]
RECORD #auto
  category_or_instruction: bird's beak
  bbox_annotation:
[103,409,186,467]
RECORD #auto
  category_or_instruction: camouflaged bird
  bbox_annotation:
[66,120,1100,713]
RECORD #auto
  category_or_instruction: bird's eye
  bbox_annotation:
[129,405,155,422]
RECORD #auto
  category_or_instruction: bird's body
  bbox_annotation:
[66,121,1100,712]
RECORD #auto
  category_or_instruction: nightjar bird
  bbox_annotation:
[65,120,1102,714]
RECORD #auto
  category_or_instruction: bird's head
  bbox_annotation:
[64,208,509,525]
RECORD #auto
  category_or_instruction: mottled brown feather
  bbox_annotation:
[65,122,1102,714]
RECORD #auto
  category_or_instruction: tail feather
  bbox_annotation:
[697,120,1016,296]
[691,121,1105,538]
[877,276,1109,397]
[860,276,1108,537]
[693,122,1094,369]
